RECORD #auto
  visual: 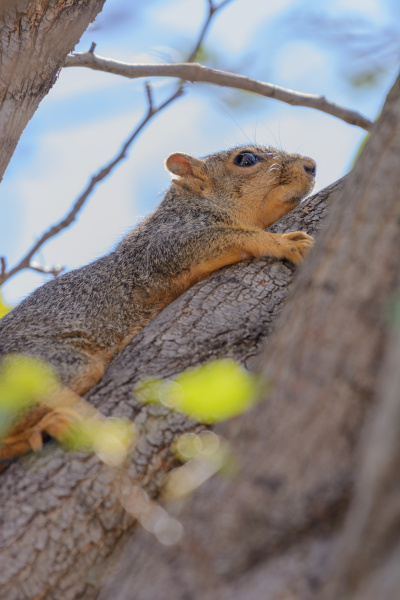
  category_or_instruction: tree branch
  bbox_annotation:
[0,0,230,288]
[64,54,374,132]
[0,258,6,279]
[0,179,340,600]
[1,71,398,600]
[0,83,182,287]
[186,0,235,62]
[0,0,107,183]
[98,74,400,600]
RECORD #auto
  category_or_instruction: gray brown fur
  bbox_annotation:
[0,145,316,396]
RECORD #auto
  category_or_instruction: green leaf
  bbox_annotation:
[136,359,260,424]
[62,417,135,466]
[165,431,237,499]
[0,355,58,413]
[348,68,384,89]
[351,133,370,167]
[0,354,135,464]
[0,355,59,441]
[0,291,12,319]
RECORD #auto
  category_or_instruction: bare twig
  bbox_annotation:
[215,0,235,10]
[186,0,235,61]
[0,0,230,287]
[65,55,373,132]
[29,262,64,277]
[0,258,6,279]
[187,4,214,63]
[0,86,183,286]
[144,82,154,114]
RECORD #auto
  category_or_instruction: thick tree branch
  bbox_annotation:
[0,0,107,183]
[322,324,400,600]
[0,0,230,287]
[0,180,339,600]
[64,53,374,132]
[97,73,400,600]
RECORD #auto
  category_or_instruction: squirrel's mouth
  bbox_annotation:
[284,184,313,204]
[284,194,304,205]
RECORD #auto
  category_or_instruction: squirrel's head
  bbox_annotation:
[166,145,316,228]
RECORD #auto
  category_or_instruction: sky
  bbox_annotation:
[1,0,399,304]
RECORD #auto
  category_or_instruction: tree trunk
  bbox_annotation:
[323,321,400,600]
[1,63,398,598]
[97,73,400,600]
[0,0,106,182]
[0,175,339,599]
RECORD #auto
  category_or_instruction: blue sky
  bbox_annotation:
[1,0,398,304]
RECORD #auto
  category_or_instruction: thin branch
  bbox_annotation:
[64,55,373,132]
[216,0,235,9]
[187,1,214,62]
[29,262,64,277]
[0,257,6,279]
[0,86,183,286]
[0,0,230,287]
[144,82,154,114]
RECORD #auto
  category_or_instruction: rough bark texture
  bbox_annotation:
[0,0,106,182]
[96,74,400,600]
[323,323,400,600]
[1,61,399,598]
[0,179,339,600]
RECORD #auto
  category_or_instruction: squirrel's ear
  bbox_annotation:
[166,153,206,180]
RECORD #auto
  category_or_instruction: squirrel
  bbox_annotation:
[0,144,316,463]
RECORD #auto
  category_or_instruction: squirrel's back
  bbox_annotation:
[0,144,316,393]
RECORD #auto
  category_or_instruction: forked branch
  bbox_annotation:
[0,0,232,287]
[64,56,373,132]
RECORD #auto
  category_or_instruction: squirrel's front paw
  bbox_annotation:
[280,231,314,265]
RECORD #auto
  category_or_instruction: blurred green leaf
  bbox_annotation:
[136,359,260,424]
[0,291,12,319]
[165,431,237,499]
[395,303,400,327]
[0,354,135,465]
[192,44,211,64]
[173,432,204,461]
[351,133,370,167]
[63,417,135,466]
[348,68,386,89]
[0,355,58,413]
[0,355,59,441]
[389,296,400,328]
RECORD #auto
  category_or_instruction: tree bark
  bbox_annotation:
[1,65,398,599]
[96,73,400,600]
[323,321,400,600]
[0,0,106,183]
[0,176,339,599]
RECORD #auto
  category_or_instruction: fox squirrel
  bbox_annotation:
[0,144,315,463]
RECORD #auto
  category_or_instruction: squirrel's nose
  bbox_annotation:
[303,160,316,178]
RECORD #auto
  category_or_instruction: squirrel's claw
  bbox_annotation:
[0,406,82,469]
[281,231,315,265]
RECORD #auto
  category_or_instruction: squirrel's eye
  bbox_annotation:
[234,152,260,167]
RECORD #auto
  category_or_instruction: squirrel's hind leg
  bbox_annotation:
[0,361,110,471]
[0,405,58,468]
